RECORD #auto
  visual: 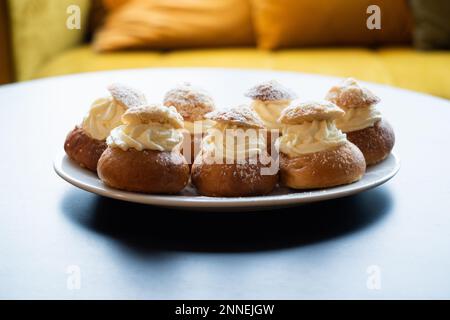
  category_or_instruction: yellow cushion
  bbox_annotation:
[36,46,163,77]
[251,0,412,49]
[8,0,91,81]
[93,0,254,52]
[35,46,450,99]
[271,49,392,84]
[378,48,450,98]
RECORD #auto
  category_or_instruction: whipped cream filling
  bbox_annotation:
[335,105,382,132]
[81,97,126,140]
[183,119,215,135]
[251,99,290,130]
[202,123,266,162]
[107,123,183,152]
[278,120,347,156]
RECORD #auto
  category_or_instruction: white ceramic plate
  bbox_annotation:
[54,152,400,210]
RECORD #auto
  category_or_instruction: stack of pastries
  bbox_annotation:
[64,78,395,197]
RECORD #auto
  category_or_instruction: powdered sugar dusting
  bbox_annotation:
[279,100,344,124]
[326,78,380,108]
[163,82,215,121]
[233,163,265,186]
[122,104,184,128]
[245,80,297,101]
[108,83,147,109]
[311,144,353,173]
[206,105,265,129]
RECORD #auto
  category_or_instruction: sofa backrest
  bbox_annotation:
[0,0,13,84]
[7,0,92,81]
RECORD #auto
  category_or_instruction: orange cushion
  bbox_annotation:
[103,0,129,10]
[93,0,254,51]
[252,0,413,49]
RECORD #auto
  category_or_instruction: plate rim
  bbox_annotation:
[53,151,400,208]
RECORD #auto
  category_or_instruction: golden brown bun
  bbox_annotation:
[325,78,380,108]
[163,83,215,122]
[279,100,344,124]
[122,104,184,128]
[206,105,265,129]
[64,127,107,172]
[108,83,147,109]
[245,80,296,101]
[97,147,190,194]
[191,155,278,197]
[346,119,395,166]
[280,141,366,189]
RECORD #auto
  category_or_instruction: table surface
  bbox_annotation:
[1,68,450,299]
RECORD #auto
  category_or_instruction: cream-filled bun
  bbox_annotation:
[191,106,278,197]
[163,82,215,163]
[277,100,366,189]
[82,83,147,141]
[97,104,189,194]
[64,83,147,172]
[326,78,395,165]
[163,82,215,132]
[245,80,297,131]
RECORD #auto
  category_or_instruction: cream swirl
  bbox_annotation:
[278,120,347,156]
[335,105,382,132]
[202,123,266,162]
[251,100,290,130]
[81,97,126,140]
[107,123,183,152]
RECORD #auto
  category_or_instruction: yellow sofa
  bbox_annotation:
[35,46,450,99]
[3,0,450,99]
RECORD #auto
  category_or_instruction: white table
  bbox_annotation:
[1,68,450,299]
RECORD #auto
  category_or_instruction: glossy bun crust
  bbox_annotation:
[280,141,366,189]
[64,127,107,172]
[346,119,395,166]
[98,147,190,194]
[191,155,278,197]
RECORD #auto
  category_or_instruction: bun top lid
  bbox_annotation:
[206,105,265,129]
[107,83,147,109]
[245,80,297,102]
[279,100,344,125]
[163,82,215,121]
[122,104,184,129]
[325,78,380,108]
